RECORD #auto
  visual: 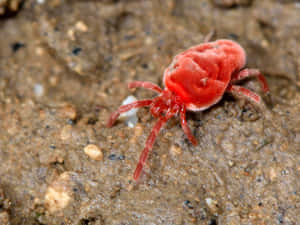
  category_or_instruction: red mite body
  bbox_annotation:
[107,39,269,180]
[164,40,246,111]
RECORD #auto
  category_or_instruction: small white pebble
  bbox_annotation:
[228,160,235,167]
[127,119,138,128]
[119,95,139,127]
[84,144,103,161]
[205,198,219,214]
[205,198,213,205]
[75,21,88,32]
[34,84,44,97]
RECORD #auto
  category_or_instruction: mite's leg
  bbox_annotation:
[133,117,169,180]
[231,68,269,93]
[180,107,197,146]
[128,81,163,94]
[227,84,263,106]
[107,100,152,127]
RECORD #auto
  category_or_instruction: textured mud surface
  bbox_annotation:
[0,0,299,224]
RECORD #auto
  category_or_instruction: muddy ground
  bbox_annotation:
[0,0,300,224]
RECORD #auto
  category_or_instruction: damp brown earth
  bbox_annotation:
[0,0,299,224]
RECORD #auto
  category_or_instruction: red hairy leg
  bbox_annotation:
[227,84,262,105]
[133,116,172,180]
[106,100,152,127]
[180,106,197,146]
[231,69,269,93]
[128,81,163,93]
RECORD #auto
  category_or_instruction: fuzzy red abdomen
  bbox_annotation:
[163,39,246,111]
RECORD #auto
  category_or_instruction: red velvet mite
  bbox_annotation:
[107,39,270,180]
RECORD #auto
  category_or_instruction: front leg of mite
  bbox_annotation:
[107,99,152,127]
[133,117,169,180]
[180,106,197,146]
[128,81,163,93]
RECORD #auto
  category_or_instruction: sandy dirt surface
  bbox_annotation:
[0,0,299,224]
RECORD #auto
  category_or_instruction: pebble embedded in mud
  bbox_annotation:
[170,144,182,156]
[205,198,220,215]
[34,83,44,97]
[60,104,77,120]
[228,160,235,167]
[45,186,71,214]
[84,144,103,161]
[268,167,277,181]
[75,21,88,32]
[118,95,139,128]
[60,125,73,141]
[44,172,73,214]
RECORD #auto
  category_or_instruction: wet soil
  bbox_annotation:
[0,0,299,224]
